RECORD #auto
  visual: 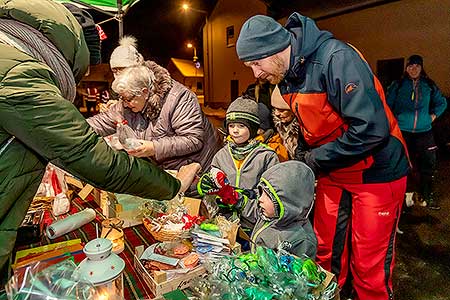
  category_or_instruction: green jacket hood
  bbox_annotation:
[259,160,315,228]
[0,0,89,82]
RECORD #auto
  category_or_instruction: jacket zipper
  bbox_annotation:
[412,80,419,132]
[228,145,259,187]
[251,221,271,253]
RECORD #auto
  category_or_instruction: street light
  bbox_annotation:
[186,42,198,62]
[181,2,207,14]
[181,2,211,103]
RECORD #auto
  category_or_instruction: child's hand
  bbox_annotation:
[197,168,239,205]
[210,167,230,189]
[197,172,219,196]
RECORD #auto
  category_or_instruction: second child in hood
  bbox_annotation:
[240,161,317,258]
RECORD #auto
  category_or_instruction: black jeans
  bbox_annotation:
[402,130,437,200]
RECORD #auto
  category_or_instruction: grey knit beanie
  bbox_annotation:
[110,36,144,69]
[225,97,260,138]
[236,15,291,62]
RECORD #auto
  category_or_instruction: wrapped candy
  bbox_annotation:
[190,245,334,300]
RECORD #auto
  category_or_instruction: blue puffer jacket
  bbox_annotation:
[387,77,447,133]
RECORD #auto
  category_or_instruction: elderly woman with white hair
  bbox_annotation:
[87,64,221,175]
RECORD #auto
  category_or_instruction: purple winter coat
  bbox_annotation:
[87,61,221,171]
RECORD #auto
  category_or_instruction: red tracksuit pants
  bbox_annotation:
[314,175,407,300]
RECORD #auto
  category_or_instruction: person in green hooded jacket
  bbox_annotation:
[0,0,200,285]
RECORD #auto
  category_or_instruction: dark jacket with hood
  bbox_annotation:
[88,61,221,171]
[0,0,180,276]
[278,13,409,184]
[240,161,317,259]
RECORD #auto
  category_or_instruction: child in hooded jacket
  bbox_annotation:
[199,160,317,258]
[210,97,279,190]
[198,97,279,239]
[240,160,317,258]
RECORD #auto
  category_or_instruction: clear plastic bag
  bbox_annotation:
[116,120,141,150]
[5,259,96,300]
[35,164,68,198]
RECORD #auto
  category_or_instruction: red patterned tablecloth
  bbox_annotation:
[14,196,157,300]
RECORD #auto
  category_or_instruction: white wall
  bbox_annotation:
[205,0,450,108]
[316,0,450,94]
[204,0,266,107]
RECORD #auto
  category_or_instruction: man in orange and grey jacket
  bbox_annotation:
[236,13,409,300]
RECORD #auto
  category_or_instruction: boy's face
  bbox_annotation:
[228,122,250,145]
[259,190,276,218]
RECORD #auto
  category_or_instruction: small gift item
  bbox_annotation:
[76,238,125,300]
[142,194,203,242]
[101,218,125,254]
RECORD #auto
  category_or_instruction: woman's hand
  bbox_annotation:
[126,140,155,157]
[431,114,437,122]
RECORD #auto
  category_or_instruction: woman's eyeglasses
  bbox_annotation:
[119,94,138,103]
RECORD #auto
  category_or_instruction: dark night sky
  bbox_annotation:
[91,0,217,67]
[89,0,395,67]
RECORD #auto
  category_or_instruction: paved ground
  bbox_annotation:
[394,151,450,300]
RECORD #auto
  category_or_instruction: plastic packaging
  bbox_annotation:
[190,245,335,300]
[5,258,96,300]
[116,120,141,150]
[35,164,69,198]
[52,192,71,216]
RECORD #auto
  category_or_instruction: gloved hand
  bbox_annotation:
[197,167,239,205]
[296,150,319,176]
[197,172,218,196]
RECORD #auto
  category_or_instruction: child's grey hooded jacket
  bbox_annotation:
[241,161,318,258]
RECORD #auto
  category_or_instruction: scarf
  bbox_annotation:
[227,136,260,161]
[0,19,76,102]
[273,115,299,159]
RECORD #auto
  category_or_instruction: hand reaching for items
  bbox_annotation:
[177,163,202,194]
[99,100,118,112]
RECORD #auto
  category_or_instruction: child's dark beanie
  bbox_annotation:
[225,97,260,138]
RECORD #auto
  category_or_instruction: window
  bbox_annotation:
[377,58,404,91]
[226,26,235,47]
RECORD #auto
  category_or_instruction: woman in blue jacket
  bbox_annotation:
[387,55,447,210]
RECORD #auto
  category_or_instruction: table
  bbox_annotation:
[14,195,157,300]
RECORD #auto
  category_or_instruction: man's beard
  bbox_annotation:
[262,56,287,84]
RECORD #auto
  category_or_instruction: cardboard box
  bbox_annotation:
[313,266,339,300]
[134,245,206,298]
[65,175,101,204]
